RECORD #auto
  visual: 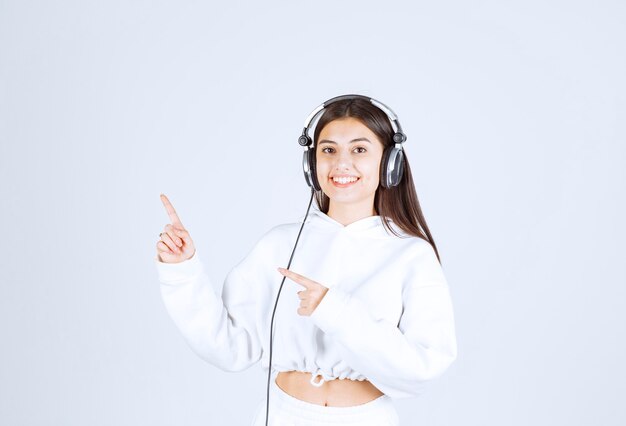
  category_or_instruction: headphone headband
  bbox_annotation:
[298,94,407,147]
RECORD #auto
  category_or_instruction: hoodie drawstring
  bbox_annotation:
[310,371,326,387]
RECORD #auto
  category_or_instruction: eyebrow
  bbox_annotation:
[318,138,372,145]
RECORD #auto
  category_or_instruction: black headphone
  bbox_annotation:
[297,94,408,190]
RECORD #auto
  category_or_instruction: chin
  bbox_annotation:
[325,191,367,204]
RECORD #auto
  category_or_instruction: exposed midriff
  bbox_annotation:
[275,371,384,407]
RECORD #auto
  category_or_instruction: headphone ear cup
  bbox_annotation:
[380,147,392,188]
[308,148,321,191]
[380,146,405,188]
[302,147,321,191]
[391,148,405,187]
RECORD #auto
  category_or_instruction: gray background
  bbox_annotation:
[1,0,624,425]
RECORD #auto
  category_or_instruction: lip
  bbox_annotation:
[330,176,360,188]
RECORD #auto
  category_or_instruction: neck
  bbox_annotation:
[327,199,376,226]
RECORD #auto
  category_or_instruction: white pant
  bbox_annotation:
[250,375,400,426]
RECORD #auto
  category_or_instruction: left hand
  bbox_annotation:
[277,267,329,316]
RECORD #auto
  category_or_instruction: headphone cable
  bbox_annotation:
[264,187,316,426]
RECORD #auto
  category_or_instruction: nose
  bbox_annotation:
[334,150,352,171]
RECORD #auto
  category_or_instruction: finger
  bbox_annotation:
[157,240,174,254]
[164,224,183,247]
[160,194,184,227]
[168,224,192,248]
[277,267,312,288]
[160,232,181,253]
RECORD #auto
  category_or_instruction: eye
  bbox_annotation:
[319,146,367,154]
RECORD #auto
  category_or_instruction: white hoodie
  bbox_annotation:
[155,205,457,399]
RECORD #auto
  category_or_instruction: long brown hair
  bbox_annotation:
[312,97,442,265]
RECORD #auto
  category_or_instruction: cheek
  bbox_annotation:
[362,157,383,180]
[315,162,331,186]
[315,159,329,175]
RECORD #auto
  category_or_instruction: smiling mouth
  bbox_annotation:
[330,176,360,187]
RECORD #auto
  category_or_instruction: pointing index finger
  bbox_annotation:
[160,194,184,227]
[278,267,312,288]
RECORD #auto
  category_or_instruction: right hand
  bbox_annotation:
[156,194,196,263]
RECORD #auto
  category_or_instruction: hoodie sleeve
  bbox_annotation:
[155,249,262,372]
[309,240,458,399]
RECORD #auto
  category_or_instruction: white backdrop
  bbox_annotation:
[1,1,624,425]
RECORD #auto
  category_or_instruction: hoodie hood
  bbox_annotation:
[297,204,407,239]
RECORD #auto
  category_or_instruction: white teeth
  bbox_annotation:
[332,176,358,184]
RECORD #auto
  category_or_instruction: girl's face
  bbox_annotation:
[316,117,385,216]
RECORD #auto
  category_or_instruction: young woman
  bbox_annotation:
[155,95,458,426]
